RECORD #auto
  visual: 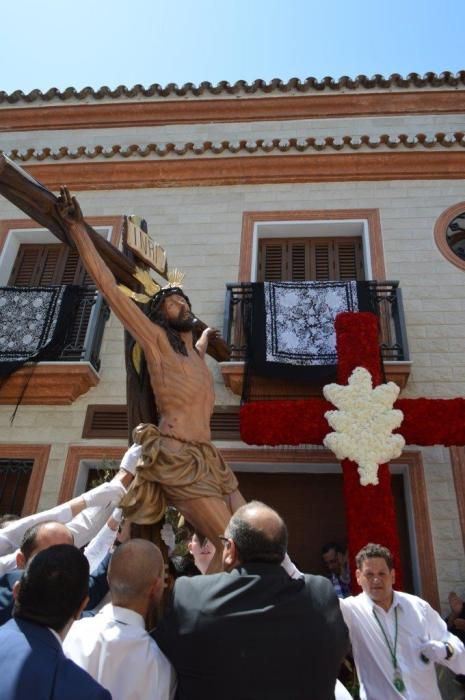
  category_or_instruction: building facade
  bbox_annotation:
[1,71,465,610]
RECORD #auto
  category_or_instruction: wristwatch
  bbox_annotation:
[445,642,454,660]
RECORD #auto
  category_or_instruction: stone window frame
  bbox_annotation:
[238,209,386,282]
[0,444,50,515]
[434,201,465,272]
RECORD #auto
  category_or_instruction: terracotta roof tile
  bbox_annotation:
[1,71,464,104]
[3,132,465,162]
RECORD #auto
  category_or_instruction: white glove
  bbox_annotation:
[83,480,126,509]
[120,443,142,476]
[110,507,123,525]
[419,640,451,663]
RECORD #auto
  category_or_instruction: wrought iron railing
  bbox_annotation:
[223,281,409,362]
[58,288,110,371]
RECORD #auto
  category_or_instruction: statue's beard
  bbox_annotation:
[168,314,195,333]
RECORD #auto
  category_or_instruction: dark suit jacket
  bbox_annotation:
[0,552,110,626]
[153,562,349,700]
[0,617,111,700]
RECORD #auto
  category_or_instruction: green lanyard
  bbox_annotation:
[372,606,406,693]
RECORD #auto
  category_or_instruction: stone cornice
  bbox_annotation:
[1,92,464,133]
[4,131,465,163]
[1,71,464,104]
[13,151,465,191]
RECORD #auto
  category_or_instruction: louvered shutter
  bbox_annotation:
[335,239,364,280]
[8,245,43,285]
[258,236,364,282]
[82,405,240,440]
[289,241,307,280]
[9,244,94,287]
[312,241,332,280]
[8,243,97,360]
[259,241,286,281]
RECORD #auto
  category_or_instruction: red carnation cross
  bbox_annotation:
[240,312,465,591]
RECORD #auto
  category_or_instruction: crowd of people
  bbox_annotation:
[0,445,464,700]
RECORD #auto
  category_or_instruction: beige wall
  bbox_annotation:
[3,113,465,153]
[1,173,465,609]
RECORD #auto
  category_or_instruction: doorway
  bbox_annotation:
[235,470,413,591]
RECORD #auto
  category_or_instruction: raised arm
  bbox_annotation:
[195,327,220,359]
[55,187,160,353]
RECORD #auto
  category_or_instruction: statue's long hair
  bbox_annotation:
[147,287,193,357]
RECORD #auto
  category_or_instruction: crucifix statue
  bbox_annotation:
[57,188,247,571]
[0,156,246,572]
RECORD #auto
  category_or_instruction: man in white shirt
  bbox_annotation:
[64,538,176,700]
[341,543,465,700]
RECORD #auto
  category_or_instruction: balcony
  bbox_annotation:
[0,287,109,405]
[220,281,411,397]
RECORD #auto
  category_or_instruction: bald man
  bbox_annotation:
[0,522,110,625]
[64,539,176,700]
[153,501,349,700]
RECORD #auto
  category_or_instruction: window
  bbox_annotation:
[8,243,96,361]
[434,202,465,272]
[0,459,34,515]
[8,243,93,287]
[258,236,365,281]
[445,212,465,263]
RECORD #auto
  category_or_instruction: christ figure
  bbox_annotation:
[56,188,245,572]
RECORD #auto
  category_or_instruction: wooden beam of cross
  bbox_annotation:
[0,154,230,363]
[240,312,465,590]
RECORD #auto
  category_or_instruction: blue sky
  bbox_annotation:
[1,0,464,93]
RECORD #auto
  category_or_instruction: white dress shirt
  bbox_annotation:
[341,591,465,700]
[84,522,118,573]
[67,504,114,550]
[0,503,72,556]
[64,603,176,700]
[0,551,18,576]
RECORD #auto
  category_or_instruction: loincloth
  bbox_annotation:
[120,423,238,524]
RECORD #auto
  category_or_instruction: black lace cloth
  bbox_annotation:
[243,281,373,400]
[0,285,81,378]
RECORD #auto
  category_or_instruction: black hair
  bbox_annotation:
[0,514,19,529]
[227,505,288,564]
[14,544,89,632]
[20,522,50,563]
[168,554,201,578]
[321,541,345,556]
[355,543,394,571]
[147,287,193,357]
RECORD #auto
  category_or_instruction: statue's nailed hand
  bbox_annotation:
[56,186,84,225]
[204,327,221,341]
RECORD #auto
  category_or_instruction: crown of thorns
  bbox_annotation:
[118,267,187,306]
[149,287,191,316]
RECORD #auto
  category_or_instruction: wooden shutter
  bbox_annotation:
[335,239,364,280]
[259,241,286,281]
[289,241,307,280]
[8,243,97,360]
[312,241,332,280]
[9,244,94,287]
[258,237,364,281]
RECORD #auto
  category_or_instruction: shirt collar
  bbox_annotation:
[100,603,146,630]
[362,590,403,614]
[48,627,63,645]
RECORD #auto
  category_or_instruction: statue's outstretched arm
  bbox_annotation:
[55,187,159,354]
[195,327,221,359]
